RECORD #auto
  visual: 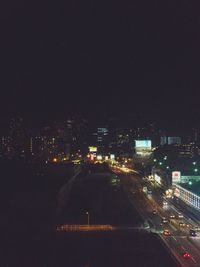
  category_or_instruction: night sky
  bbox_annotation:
[1,0,200,127]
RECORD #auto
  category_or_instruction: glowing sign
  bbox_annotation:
[154,174,161,184]
[172,171,181,183]
[89,146,97,152]
[174,187,180,197]
[110,154,115,160]
[135,140,152,149]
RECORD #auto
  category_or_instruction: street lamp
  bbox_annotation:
[86,211,90,225]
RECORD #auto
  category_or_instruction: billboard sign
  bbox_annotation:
[154,174,161,185]
[174,187,180,197]
[89,146,97,152]
[172,171,181,183]
[110,154,115,160]
[135,140,152,149]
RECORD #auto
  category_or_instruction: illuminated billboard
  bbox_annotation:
[135,140,152,149]
[110,154,115,160]
[154,174,161,185]
[174,187,180,198]
[172,171,181,183]
[89,146,97,152]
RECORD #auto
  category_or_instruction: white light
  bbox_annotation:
[97,155,102,160]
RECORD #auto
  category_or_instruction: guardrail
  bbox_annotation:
[56,224,150,232]
[56,224,114,232]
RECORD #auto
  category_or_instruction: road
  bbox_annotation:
[114,167,200,267]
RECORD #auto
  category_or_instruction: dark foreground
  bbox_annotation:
[1,161,178,267]
[53,231,178,267]
[2,229,178,267]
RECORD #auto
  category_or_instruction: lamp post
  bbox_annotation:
[86,211,90,225]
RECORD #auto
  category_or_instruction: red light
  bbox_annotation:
[183,252,191,259]
[163,230,171,236]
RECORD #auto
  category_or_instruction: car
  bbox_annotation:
[152,210,157,215]
[178,212,183,218]
[163,229,171,236]
[170,214,175,219]
[182,252,191,259]
[163,201,168,206]
[162,217,168,223]
[189,229,197,237]
[179,222,185,227]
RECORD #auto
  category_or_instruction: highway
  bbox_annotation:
[113,166,200,267]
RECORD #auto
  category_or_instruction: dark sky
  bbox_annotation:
[0,0,200,127]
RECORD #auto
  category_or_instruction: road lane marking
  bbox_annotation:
[181,245,186,251]
[191,256,197,264]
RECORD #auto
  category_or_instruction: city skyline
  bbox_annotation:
[2,1,200,267]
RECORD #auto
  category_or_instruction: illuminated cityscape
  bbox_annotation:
[2,114,200,266]
[1,0,200,266]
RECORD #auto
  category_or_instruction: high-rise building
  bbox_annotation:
[160,136,181,145]
[160,136,167,146]
[168,137,181,145]
[92,127,109,152]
